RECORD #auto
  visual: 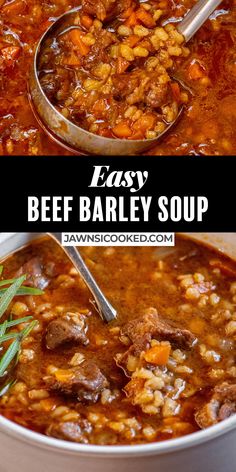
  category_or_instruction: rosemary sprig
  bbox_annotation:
[2,316,33,329]
[0,320,8,337]
[0,320,37,377]
[0,275,26,320]
[0,269,43,388]
[0,275,44,296]
[0,286,44,296]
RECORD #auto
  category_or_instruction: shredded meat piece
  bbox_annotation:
[83,30,116,70]
[195,383,236,428]
[14,257,51,289]
[47,420,91,443]
[121,307,197,355]
[81,0,135,21]
[112,71,171,108]
[45,315,88,350]
[45,360,109,403]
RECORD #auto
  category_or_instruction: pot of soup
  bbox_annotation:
[0,232,236,472]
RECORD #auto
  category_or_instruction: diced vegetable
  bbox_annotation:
[63,53,81,66]
[55,369,74,382]
[67,29,90,56]
[125,34,140,48]
[124,12,137,27]
[187,60,206,80]
[171,82,181,102]
[81,14,93,29]
[136,8,156,28]
[112,121,132,138]
[133,113,157,133]
[144,343,171,365]
[116,56,129,73]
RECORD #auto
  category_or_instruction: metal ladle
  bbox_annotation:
[29,0,222,155]
[49,233,117,322]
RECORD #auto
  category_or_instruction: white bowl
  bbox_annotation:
[0,232,236,472]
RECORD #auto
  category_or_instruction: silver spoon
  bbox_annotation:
[29,0,222,155]
[49,233,117,322]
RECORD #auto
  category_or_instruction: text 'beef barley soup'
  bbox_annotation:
[1,236,236,445]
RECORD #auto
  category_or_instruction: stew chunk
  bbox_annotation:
[15,257,50,289]
[47,420,91,443]
[45,360,109,402]
[195,383,236,429]
[45,314,89,350]
[121,307,197,356]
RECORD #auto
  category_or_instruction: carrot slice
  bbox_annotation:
[125,12,137,27]
[68,29,90,56]
[122,7,134,19]
[116,56,129,74]
[55,369,74,382]
[188,60,205,80]
[171,82,181,102]
[133,113,157,133]
[136,8,156,28]
[63,53,81,66]
[81,14,93,29]
[125,34,140,48]
[144,344,171,365]
[112,121,132,138]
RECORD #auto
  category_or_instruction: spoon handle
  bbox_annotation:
[177,0,223,42]
[48,233,117,322]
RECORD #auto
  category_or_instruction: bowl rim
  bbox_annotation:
[0,413,236,456]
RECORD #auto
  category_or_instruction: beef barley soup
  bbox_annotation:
[0,236,236,445]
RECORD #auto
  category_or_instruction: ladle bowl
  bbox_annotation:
[29,0,222,155]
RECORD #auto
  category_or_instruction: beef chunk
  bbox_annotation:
[15,257,50,290]
[112,72,140,99]
[45,360,108,403]
[145,81,169,108]
[47,420,91,443]
[45,314,88,350]
[82,0,135,21]
[121,308,197,355]
[83,30,116,70]
[195,383,236,428]
[112,71,170,108]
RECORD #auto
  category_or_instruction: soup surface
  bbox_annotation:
[0,0,235,155]
[0,235,236,445]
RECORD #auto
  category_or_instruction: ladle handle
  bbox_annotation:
[177,0,222,42]
[49,233,117,322]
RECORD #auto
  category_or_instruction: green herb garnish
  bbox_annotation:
[0,270,43,392]
[0,320,37,377]
[0,275,26,320]
[0,276,44,296]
